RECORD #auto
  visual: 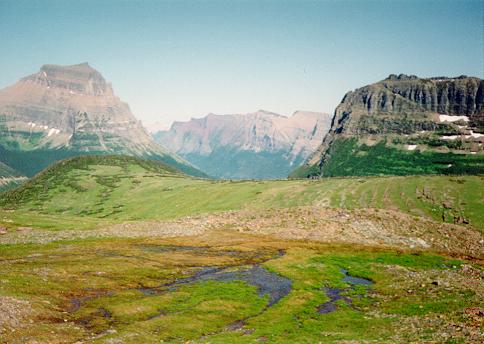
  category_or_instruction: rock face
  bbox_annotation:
[0,161,20,178]
[155,110,332,179]
[0,63,204,177]
[293,74,484,178]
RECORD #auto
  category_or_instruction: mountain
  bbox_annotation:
[0,161,21,178]
[154,110,332,179]
[0,63,205,177]
[292,74,484,178]
[144,121,169,134]
[0,161,26,192]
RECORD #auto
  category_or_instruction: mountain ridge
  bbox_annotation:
[0,63,206,177]
[155,109,332,179]
[292,74,484,178]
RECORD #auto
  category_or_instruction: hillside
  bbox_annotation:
[1,157,482,344]
[0,63,205,177]
[0,161,27,192]
[293,74,484,178]
[2,156,482,230]
[155,110,332,179]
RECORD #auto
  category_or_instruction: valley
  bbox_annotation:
[1,2,482,343]
[155,110,332,180]
[0,156,482,343]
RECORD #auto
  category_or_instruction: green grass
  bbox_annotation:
[0,143,208,178]
[0,157,484,229]
[1,155,483,230]
[1,235,479,343]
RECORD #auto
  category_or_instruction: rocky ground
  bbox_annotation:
[1,206,482,261]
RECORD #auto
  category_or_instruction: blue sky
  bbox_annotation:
[0,0,483,127]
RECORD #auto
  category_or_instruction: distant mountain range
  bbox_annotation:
[154,110,332,179]
[292,74,484,177]
[0,63,205,178]
[2,65,482,183]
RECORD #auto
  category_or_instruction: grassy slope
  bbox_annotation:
[1,155,483,230]
[0,144,208,178]
[1,156,482,343]
[291,138,484,178]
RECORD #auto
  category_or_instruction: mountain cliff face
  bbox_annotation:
[155,110,332,179]
[0,63,204,177]
[292,74,484,178]
[0,161,26,192]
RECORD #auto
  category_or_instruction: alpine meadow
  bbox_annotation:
[0,1,483,344]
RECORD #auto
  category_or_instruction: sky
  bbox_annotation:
[0,0,483,128]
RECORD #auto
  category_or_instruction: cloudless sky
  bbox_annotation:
[0,0,483,127]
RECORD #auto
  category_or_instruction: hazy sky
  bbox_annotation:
[0,0,483,128]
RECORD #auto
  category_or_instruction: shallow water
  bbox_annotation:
[341,268,373,286]
[136,246,291,306]
[140,265,292,306]
[317,268,373,314]
[198,265,292,306]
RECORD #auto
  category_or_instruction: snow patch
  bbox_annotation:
[441,135,460,140]
[439,115,469,123]
[467,131,484,139]
[407,145,417,151]
[47,128,60,137]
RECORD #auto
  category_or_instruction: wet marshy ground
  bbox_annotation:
[3,235,481,344]
[137,246,291,306]
[141,265,292,306]
[70,244,292,329]
[317,268,373,314]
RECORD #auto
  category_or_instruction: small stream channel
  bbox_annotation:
[317,268,373,314]
[138,249,291,306]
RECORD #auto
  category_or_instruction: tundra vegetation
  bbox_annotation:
[0,156,482,343]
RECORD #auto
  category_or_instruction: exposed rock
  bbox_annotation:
[295,75,484,178]
[0,63,202,177]
[155,110,332,179]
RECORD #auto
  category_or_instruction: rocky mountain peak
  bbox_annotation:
[23,62,112,96]
[294,74,484,178]
[0,63,204,177]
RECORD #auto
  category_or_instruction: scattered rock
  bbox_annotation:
[442,201,452,209]
[0,296,34,329]
[464,307,484,316]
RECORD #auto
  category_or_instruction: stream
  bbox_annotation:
[139,264,292,306]
[317,268,373,314]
